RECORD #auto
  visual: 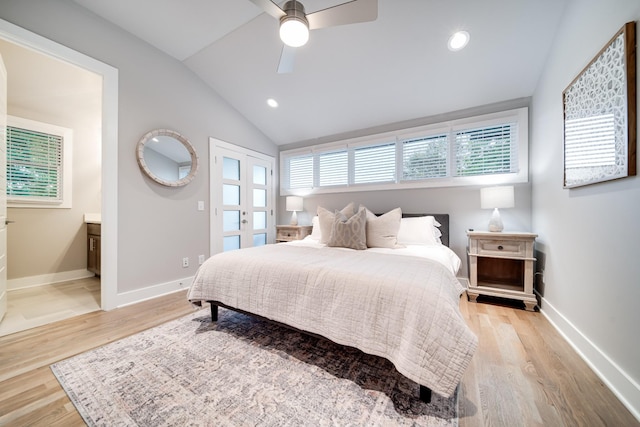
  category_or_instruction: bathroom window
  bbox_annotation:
[6,116,73,208]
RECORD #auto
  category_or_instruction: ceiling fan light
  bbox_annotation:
[280,17,309,47]
[448,31,470,51]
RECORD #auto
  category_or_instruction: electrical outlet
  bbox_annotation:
[197,201,205,211]
[198,254,205,265]
[182,257,189,268]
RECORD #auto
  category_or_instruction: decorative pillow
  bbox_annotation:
[397,216,442,245]
[310,216,321,240]
[317,202,356,244]
[327,208,367,250]
[363,207,402,248]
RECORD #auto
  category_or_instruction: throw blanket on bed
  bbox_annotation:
[188,244,478,397]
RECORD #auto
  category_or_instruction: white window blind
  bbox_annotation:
[318,150,348,186]
[354,142,395,184]
[401,134,448,180]
[564,114,616,168]
[7,126,63,201]
[280,107,528,194]
[288,153,313,189]
[455,123,517,176]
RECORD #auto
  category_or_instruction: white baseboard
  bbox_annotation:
[7,269,95,290]
[115,276,194,308]
[539,295,640,422]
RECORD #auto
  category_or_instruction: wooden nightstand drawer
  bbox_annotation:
[476,239,526,258]
[276,225,312,242]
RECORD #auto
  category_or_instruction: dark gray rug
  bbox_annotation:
[51,307,458,426]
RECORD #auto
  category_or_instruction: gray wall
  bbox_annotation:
[0,0,278,294]
[531,0,640,418]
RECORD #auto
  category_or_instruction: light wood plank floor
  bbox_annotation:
[0,291,637,426]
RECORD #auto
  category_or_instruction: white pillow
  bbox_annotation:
[363,207,402,248]
[396,216,442,245]
[317,202,356,244]
[310,216,321,240]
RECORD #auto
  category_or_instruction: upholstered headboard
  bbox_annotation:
[402,213,450,247]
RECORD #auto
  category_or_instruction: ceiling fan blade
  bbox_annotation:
[307,0,377,30]
[277,45,296,74]
[248,0,286,19]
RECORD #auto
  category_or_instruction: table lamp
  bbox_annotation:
[480,186,514,232]
[286,196,303,226]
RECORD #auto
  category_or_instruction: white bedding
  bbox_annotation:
[287,236,462,275]
[187,241,477,398]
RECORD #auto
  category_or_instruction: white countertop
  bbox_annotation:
[84,213,101,224]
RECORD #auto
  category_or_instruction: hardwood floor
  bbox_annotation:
[0,290,637,426]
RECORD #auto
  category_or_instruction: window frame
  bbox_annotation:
[280,107,528,195]
[7,115,73,208]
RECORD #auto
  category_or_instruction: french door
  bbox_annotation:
[210,138,275,254]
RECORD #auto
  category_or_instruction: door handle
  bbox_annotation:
[241,219,248,224]
[5,220,14,225]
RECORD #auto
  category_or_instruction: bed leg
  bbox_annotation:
[207,302,218,322]
[419,385,432,403]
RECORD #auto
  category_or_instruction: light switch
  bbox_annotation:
[197,201,205,211]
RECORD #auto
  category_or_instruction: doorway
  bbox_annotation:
[0,18,118,335]
[210,138,275,254]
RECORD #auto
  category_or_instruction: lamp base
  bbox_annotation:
[488,208,504,232]
[289,211,298,226]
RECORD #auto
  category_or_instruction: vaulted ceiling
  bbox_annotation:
[72,0,568,146]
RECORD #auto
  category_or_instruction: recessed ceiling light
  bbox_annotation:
[448,31,470,51]
[267,98,279,108]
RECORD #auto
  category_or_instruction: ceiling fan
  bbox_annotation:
[249,0,378,73]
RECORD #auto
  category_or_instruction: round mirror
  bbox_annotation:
[136,129,199,187]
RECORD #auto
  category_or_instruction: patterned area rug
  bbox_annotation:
[52,307,458,426]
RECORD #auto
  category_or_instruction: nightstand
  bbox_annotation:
[276,225,313,242]
[467,230,538,311]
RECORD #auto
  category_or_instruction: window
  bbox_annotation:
[401,134,448,180]
[281,107,528,194]
[454,123,518,176]
[354,142,395,184]
[7,116,72,208]
[318,150,348,186]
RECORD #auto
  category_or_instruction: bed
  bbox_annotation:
[187,207,478,401]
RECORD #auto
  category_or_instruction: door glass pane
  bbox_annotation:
[253,211,267,230]
[223,184,240,205]
[223,157,240,180]
[224,235,240,252]
[253,233,266,247]
[253,165,267,185]
[223,210,240,231]
[253,188,266,207]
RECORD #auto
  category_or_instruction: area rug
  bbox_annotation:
[51,307,458,426]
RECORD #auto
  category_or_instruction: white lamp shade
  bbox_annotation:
[286,196,303,212]
[480,186,515,209]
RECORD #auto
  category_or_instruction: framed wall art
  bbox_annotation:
[563,21,636,188]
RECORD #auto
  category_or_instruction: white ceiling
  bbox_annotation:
[72,0,568,146]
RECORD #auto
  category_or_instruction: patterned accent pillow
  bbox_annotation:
[327,208,367,250]
[317,202,356,244]
[363,207,402,248]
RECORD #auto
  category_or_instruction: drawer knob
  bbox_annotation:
[498,245,504,250]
